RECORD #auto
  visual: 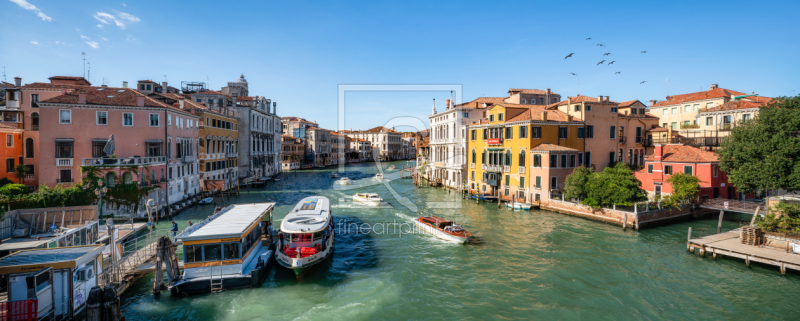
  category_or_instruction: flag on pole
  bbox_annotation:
[103,134,115,156]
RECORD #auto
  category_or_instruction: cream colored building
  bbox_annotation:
[650,84,747,130]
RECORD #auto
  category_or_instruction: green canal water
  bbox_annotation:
[120,161,800,320]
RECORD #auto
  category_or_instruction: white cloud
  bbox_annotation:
[9,0,53,21]
[30,40,39,45]
[122,3,126,7]
[99,36,108,41]
[85,41,99,49]
[80,35,90,40]
[93,11,139,29]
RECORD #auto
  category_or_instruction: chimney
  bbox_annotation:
[541,111,547,121]
[667,127,673,144]
[650,99,657,106]
[604,96,610,102]
[597,95,603,101]
[14,77,21,87]
[546,88,551,95]
[273,102,276,115]
[122,81,128,88]
[710,84,718,90]
[445,99,450,110]
[78,92,87,104]
[137,96,145,107]
[162,82,168,92]
[232,94,237,107]
[179,98,185,109]
[567,115,573,122]
[654,144,664,161]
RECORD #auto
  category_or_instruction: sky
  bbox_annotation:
[2,0,799,131]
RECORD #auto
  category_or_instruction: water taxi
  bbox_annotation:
[330,172,338,178]
[506,202,532,210]
[276,196,334,280]
[336,177,352,185]
[413,216,471,243]
[374,173,384,180]
[171,203,275,295]
[352,193,384,206]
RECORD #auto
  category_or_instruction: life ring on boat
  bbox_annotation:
[315,243,321,251]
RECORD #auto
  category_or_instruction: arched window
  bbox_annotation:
[519,151,526,167]
[25,138,34,158]
[505,151,512,166]
[105,172,116,187]
[122,172,133,184]
[481,151,486,164]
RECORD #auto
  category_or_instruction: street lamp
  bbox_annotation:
[95,179,107,218]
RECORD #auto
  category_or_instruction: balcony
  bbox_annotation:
[481,164,487,170]
[226,152,238,158]
[56,178,73,184]
[82,156,166,166]
[182,155,196,163]
[56,158,73,167]
[618,136,627,144]
[718,123,733,131]
[470,163,475,169]
[486,165,502,172]
[31,124,39,131]
[518,166,525,174]
[503,165,510,173]
[24,174,34,180]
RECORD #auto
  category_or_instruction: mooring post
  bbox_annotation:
[687,227,692,251]
[623,213,627,231]
[717,210,724,234]
[749,206,761,226]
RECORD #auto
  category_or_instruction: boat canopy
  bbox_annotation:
[177,203,275,242]
[0,245,103,274]
[419,216,454,229]
[281,196,331,234]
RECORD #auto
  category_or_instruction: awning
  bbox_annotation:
[487,148,504,151]
[145,139,163,143]
[55,138,74,142]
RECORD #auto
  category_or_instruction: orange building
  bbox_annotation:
[1,123,24,183]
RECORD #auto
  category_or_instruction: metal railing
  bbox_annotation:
[486,165,502,172]
[98,228,171,288]
[618,136,627,144]
[56,178,73,184]
[82,156,166,166]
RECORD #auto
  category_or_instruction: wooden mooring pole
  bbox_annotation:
[687,227,692,251]
[717,210,724,234]
[623,213,627,231]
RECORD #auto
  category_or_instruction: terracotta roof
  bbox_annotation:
[49,76,90,82]
[137,80,157,84]
[361,126,400,133]
[0,123,22,130]
[453,97,505,109]
[651,87,747,107]
[282,116,317,124]
[701,97,773,113]
[39,87,181,109]
[617,100,645,107]
[531,144,579,152]
[194,90,226,96]
[546,95,617,109]
[21,82,90,90]
[0,82,15,89]
[158,93,209,111]
[508,88,559,95]
[645,145,719,163]
[237,96,255,101]
[505,105,576,123]
[282,135,297,139]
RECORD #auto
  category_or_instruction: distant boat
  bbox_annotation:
[330,172,338,178]
[470,194,497,201]
[353,193,384,206]
[388,165,396,170]
[506,202,532,210]
[413,216,471,243]
[374,173,384,180]
[275,196,334,280]
[198,197,213,205]
[336,177,352,185]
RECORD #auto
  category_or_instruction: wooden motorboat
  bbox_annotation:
[352,193,384,206]
[413,216,471,243]
[275,196,334,280]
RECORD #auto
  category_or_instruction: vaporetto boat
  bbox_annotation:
[276,196,334,280]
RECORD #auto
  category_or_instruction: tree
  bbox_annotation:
[664,173,700,207]
[564,166,593,201]
[718,96,800,194]
[13,164,30,184]
[582,162,647,208]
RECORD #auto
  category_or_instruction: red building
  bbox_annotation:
[635,144,744,200]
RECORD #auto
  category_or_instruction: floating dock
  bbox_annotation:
[687,228,800,275]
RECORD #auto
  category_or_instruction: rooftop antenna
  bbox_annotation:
[205,75,209,89]
[87,62,90,83]
[102,77,108,86]
[82,52,87,78]
[665,78,669,96]
[2,66,5,82]
[164,75,168,82]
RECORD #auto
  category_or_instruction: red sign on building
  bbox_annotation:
[488,138,500,144]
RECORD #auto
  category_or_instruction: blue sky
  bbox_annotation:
[2,0,799,131]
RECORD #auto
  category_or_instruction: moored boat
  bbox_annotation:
[413,216,471,243]
[276,196,334,280]
[352,193,384,206]
[198,197,214,205]
[470,193,497,201]
[171,203,275,295]
[506,202,532,210]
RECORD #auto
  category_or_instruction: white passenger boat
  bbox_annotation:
[336,177,352,185]
[506,202,532,210]
[413,216,471,243]
[330,172,338,178]
[374,173,384,180]
[276,196,334,280]
[352,193,384,206]
[171,203,275,295]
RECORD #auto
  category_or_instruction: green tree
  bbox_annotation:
[563,166,593,201]
[663,173,700,207]
[13,164,30,184]
[718,96,800,194]
[582,162,647,208]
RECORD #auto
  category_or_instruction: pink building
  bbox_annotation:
[37,86,200,216]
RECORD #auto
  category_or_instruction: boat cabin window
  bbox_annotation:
[290,233,313,242]
[224,243,241,260]
[439,222,453,229]
[313,232,323,241]
[185,245,202,263]
[204,244,222,261]
[420,218,435,225]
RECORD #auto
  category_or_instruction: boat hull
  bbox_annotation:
[413,220,470,243]
[276,233,334,280]
[352,196,382,206]
[169,254,273,295]
[506,202,532,210]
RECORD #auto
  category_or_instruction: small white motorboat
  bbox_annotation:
[388,165,396,170]
[336,177,352,185]
[353,193,384,206]
[374,173,384,180]
[506,202,532,210]
[198,197,214,205]
[330,172,338,178]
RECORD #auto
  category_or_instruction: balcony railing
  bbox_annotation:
[82,156,166,166]
[486,165,502,172]
[718,123,733,131]
[226,152,237,158]
[503,165,511,172]
[24,174,34,180]
[518,166,525,174]
[470,163,475,169]
[618,136,627,144]
[31,124,39,131]
[56,178,73,184]
[56,158,73,167]
[182,155,196,163]
[481,164,487,170]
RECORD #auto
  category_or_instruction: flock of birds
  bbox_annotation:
[565,38,648,84]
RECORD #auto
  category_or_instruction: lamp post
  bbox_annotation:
[95,179,108,218]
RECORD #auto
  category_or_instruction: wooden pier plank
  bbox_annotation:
[689,228,800,272]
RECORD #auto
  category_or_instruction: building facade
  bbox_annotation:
[281,135,303,170]
[343,126,402,161]
[650,84,748,130]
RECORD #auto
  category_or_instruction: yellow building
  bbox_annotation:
[467,104,585,203]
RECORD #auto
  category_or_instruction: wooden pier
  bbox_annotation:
[687,228,800,275]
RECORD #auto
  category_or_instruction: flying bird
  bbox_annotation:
[586,38,591,40]
[570,72,577,76]
[597,44,605,47]
[565,53,574,59]
[615,72,621,74]
[608,61,615,65]
[603,53,611,56]
[640,81,647,84]
[597,60,605,65]
[641,51,647,53]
